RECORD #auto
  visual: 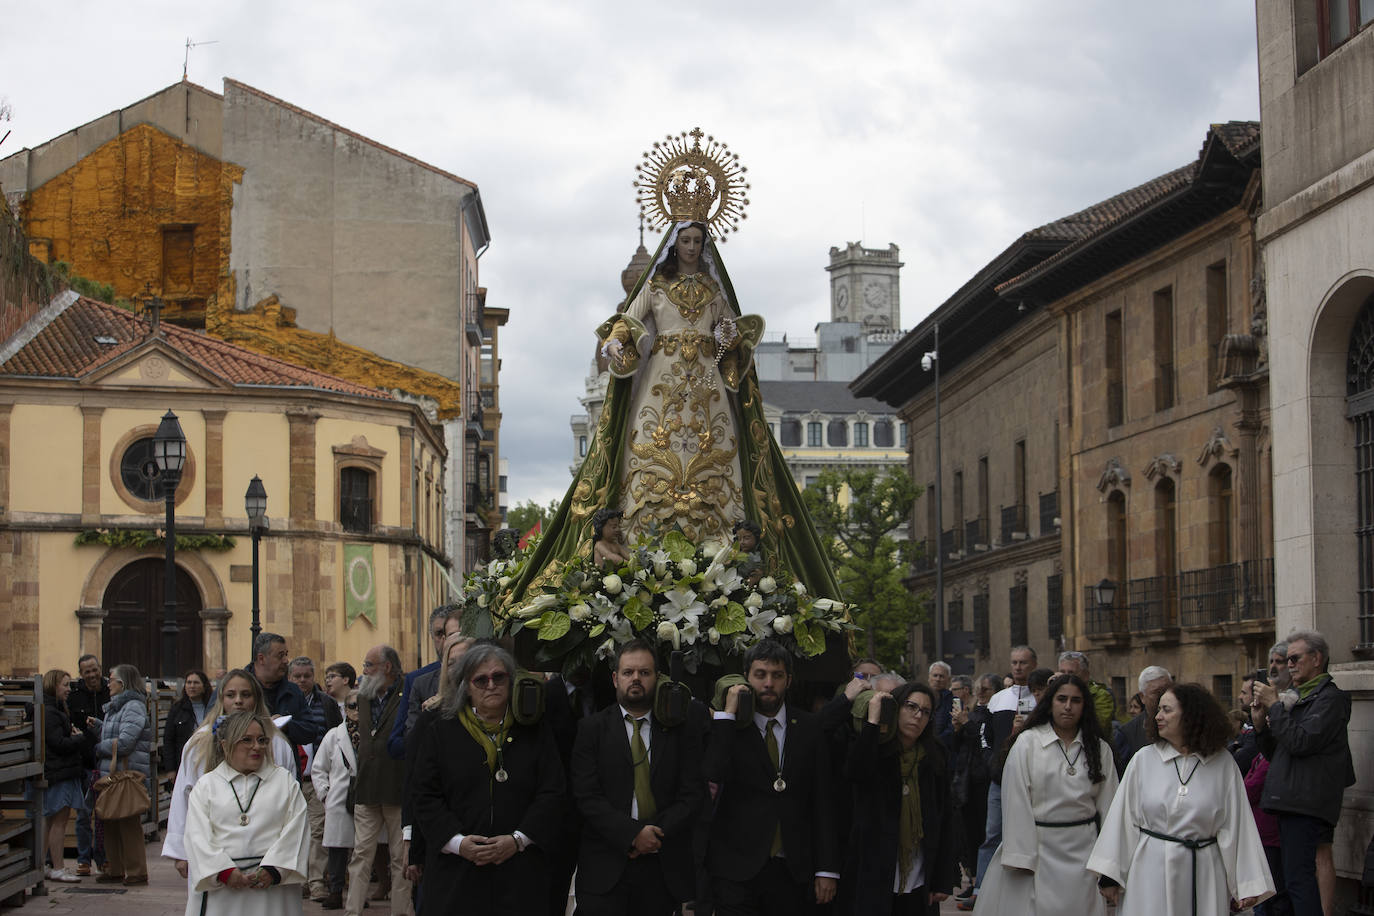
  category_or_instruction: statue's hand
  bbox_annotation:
[602,338,624,365]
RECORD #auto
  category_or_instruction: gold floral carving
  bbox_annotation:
[624,332,741,543]
[659,274,714,322]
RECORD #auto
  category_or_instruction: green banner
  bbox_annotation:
[344,544,377,627]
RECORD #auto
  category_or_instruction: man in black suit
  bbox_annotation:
[704,639,839,915]
[572,639,703,915]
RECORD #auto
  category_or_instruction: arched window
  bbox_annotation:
[827,419,848,447]
[780,419,802,447]
[873,419,894,447]
[1346,293,1374,646]
[1107,491,1128,587]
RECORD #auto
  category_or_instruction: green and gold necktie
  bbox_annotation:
[628,714,656,820]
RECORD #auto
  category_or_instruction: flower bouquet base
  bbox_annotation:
[462,530,859,681]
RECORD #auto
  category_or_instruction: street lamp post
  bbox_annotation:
[152,410,187,679]
[922,322,944,664]
[245,476,268,659]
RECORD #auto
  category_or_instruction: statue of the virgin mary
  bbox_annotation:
[504,129,840,607]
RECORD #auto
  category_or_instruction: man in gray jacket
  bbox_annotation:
[1252,628,1356,916]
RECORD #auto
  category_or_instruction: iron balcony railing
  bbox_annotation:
[941,528,962,560]
[1179,559,1275,626]
[965,517,989,550]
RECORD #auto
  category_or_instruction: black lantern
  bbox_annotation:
[154,410,187,679]
[1093,578,1118,609]
[245,476,268,654]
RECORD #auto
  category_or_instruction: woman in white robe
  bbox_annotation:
[1088,683,1274,915]
[185,711,309,916]
[975,674,1118,915]
[310,692,358,906]
[163,669,294,914]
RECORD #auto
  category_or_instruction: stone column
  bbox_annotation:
[75,605,108,659]
[287,410,318,525]
[203,410,226,528]
[80,406,104,525]
[199,607,232,676]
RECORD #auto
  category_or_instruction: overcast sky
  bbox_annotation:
[3,2,1260,509]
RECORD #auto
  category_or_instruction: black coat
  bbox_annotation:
[702,706,837,887]
[43,696,95,784]
[160,699,204,774]
[1258,677,1357,826]
[839,723,958,916]
[571,704,704,902]
[67,679,109,770]
[412,713,566,915]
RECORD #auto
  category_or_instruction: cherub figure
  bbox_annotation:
[592,507,632,568]
[732,519,762,555]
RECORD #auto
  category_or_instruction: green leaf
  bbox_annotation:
[588,623,606,638]
[623,595,653,630]
[715,601,747,635]
[794,620,826,657]
[537,611,572,641]
[662,530,695,562]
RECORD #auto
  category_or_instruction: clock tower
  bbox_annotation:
[826,242,903,330]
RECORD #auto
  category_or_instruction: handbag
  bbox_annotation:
[93,738,151,821]
[341,747,356,816]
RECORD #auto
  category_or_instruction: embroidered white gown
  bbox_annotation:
[185,761,309,916]
[1087,741,1274,915]
[974,724,1118,915]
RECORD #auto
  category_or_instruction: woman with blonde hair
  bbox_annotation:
[185,710,309,915]
[164,669,293,892]
[41,668,99,883]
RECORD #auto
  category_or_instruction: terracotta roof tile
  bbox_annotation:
[1023,164,1198,243]
[1,295,394,401]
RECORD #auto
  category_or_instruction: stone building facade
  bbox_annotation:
[855,123,1271,697]
[0,293,447,677]
[1255,0,1374,889]
[0,78,498,575]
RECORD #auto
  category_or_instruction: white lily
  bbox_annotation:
[681,618,701,644]
[793,581,807,596]
[661,588,706,625]
[746,609,778,638]
[595,638,617,661]
[708,626,721,645]
[650,549,670,578]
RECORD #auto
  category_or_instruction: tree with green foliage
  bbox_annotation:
[802,466,923,669]
[507,498,560,536]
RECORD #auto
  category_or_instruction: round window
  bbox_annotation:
[119,437,165,501]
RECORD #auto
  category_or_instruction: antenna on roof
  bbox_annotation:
[183,37,219,81]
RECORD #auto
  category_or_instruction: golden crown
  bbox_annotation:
[633,128,750,241]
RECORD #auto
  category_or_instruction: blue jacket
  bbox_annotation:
[96,690,153,777]
[1258,676,1356,826]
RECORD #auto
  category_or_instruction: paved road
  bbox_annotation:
[19,846,981,915]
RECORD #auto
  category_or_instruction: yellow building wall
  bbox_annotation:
[10,404,82,515]
[100,407,207,518]
[21,123,241,319]
[221,410,291,523]
[314,418,402,527]
[37,533,92,673]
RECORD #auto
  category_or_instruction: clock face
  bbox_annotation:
[864,280,889,308]
[835,286,848,312]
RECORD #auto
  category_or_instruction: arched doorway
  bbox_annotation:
[102,558,204,677]
[1348,292,1374,649]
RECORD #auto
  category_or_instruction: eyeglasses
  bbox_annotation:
[902,703,932,718]
[235,736,271,748]
[346,702,358,710]
[1286,650,1312,665]
[470,672,510,690]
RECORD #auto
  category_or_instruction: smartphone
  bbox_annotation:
[852,671,870,681]
[952,697,963,715]
[1017,693,1034,715]
[1254,668,1269,686]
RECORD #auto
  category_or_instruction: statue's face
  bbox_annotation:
[737,528,757,551]
[603,516,622,541]
[676,227,705,265]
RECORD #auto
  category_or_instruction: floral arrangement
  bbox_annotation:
[456,530,857,675]
[74,528,237,552]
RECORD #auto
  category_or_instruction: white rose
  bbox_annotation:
[678,558,697,578]
[759,576,777,594]
[772,614,794,634]
[744,591,764,609]
[602,574,623,595]
[569,603,591,622]
[793,581,807,596]
[708,627,721,645]
[477,594,489,608]
[656,621,681,650]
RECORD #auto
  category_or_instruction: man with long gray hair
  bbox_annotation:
[346,645,410,916]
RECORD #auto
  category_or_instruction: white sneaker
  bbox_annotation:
[47,868,80,883]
